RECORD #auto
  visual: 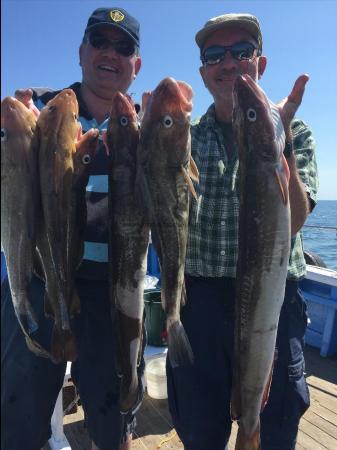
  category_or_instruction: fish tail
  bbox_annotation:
[167,320,194,367]
[235,421,261,450]
[15,299,39,335]
[25,335,52,359]
[69,288,81,317]
[51,326,78,363]
[120,375,140,414]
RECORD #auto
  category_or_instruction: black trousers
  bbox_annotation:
[166,276,310,450]
[1,275,144,450]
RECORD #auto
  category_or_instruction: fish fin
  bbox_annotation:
[261,363,274,411]
[15,299,39,335]
[69,288,81,318]
[189,156,199,182]
[167,320,194,367]
[33,249,45,281]
[230,371,242,421]
[120,376,140,414]
[181,281,187,306]
[235,420,261,450]
[101,130,110,156]
[51,327,78,363]
[275,155,289,205]
[44,292,54,318]
[181,166,198,200]
[25,335,53,359]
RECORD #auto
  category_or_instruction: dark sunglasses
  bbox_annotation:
[88,33,136,57]
[201,42,258,66]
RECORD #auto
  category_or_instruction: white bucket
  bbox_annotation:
[145,355,168,399]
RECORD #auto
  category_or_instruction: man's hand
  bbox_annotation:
[14,89,40,118]
[276,74,309,133]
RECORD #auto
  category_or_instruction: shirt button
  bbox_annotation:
[221,221,225,226]
[220,250,226,256]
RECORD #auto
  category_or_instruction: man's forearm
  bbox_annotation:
[287,153,310,236]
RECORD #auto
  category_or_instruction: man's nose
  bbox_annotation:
[220,50,238,67]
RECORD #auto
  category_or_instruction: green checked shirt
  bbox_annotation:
[185,104,318,281]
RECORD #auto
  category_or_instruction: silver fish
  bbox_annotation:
[231,74,291,450]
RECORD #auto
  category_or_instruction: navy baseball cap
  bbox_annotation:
[84,7,140,46]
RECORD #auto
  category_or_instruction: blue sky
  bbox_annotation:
[2,0,337,200]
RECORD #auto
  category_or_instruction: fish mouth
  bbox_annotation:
[160,77,193,113]
[235,75,269,107]
[110,91,135,119]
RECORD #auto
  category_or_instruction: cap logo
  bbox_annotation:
[110,10,124,23]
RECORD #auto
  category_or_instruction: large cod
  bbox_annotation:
[136,77,199,367]
[105,92,149,413]
[35,89,99,363]
[1,96,50,357]
[231,75,291,450]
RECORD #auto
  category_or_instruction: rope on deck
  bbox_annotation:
[157,430,177,448]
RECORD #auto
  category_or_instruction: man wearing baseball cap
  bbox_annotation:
[2,7,143,450]
[166,12,318,450]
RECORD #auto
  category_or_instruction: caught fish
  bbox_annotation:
[136,77,199,367]
[35,89,98,363]
[231,74,290,450]
[105,92,148,413]
[1,96,51,357]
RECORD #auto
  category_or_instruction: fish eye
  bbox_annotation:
[82,154,91,165]
[162,115,173,128]
[1,128,7,142]
[73,113,78,120]
[120,116,128,127]
[247,108,257,122]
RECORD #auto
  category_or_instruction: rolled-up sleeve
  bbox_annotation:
[291,118,319,207]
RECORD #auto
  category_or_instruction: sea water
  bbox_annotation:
[303,200,337,271]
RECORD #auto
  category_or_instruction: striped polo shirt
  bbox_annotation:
[32,82,110,279]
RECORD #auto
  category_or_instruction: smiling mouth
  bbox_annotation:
[217,76,237,82]
[98,65,119,73]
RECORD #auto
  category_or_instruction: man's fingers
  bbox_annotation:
[14,88,33,104]
[287,74,309,106]
[14,88,40,118]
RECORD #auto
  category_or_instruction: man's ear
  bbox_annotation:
[257,56,267,80]
[199,66,207,87]
[134,56,142,77]
[79,43,84,67]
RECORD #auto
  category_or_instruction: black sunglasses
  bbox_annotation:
[201,42,258,66]
[88,33,136,57]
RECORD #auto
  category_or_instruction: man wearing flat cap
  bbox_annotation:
[166,12,318,450]
[2,7,143,450]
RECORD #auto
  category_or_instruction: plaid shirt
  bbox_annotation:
[185,104,318,280]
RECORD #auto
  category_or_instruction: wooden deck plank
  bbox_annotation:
[299,416,337,449]
[302,409,337,442]
[44,345,336,450]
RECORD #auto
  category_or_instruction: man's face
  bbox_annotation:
[199,27,266,106]
[79,26,141,99]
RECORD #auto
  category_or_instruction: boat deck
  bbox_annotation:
[45,345,337,450]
